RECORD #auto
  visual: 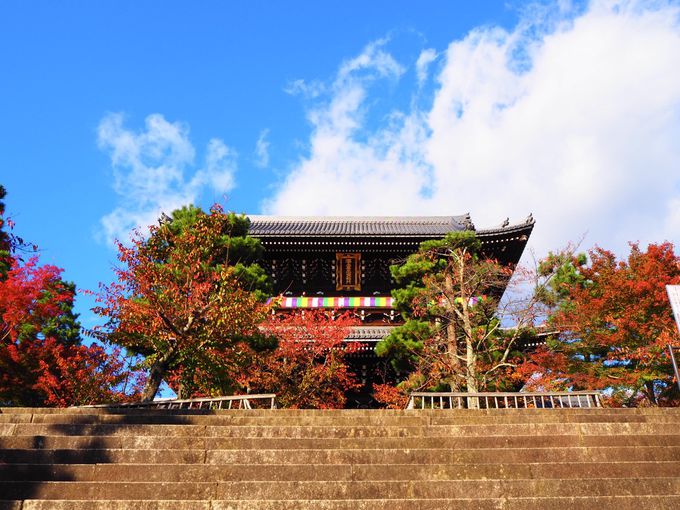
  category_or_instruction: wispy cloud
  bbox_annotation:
[284,79,325,98]
[264,0,680,256]
[97,113,237,245]
[254,129,270,168]
[415,48,437,85]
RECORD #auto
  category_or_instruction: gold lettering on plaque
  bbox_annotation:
[336,253,361,291]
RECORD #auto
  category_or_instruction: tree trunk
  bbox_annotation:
[457,255,479,408]
[444,274,461,392]
[140,353,173,402]
[446,322,461,392]
[466,338,479,408]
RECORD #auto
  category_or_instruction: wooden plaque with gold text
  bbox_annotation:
[336,252,361,291]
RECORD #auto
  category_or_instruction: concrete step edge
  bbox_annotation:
[2,478,680,500]
[0,497,677,510]
[3,445,677,452]
[2,461,679,482]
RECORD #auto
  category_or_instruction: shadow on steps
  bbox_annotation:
[0,407,218,502]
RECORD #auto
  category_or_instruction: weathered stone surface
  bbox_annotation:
[4,411,677,425]
[2,462,679,482]
[2,432,680,450]
[7,421,679,440]
[205,445,680,464]
[2,498,680,510]
[0,448,206,464]
[8,445,676,465]
[2,406,678,415]
[1,407,679,507]
[2,478,679,500]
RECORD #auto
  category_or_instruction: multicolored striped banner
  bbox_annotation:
[268,296,394,309]
[267,295,487,309]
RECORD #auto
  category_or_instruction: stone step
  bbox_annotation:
[0,414,415,426]
[2,461,679,482]
[5,406,680,416]
[2,446,678,464]
[0,497,678,510]
[2,479,680,500]
[4,422,678,438]
[3,433,677,450]
[2,412,677,425]
[48,411,673,426]
[1,407,677,508]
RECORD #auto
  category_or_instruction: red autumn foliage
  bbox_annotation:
[0,258,69,341]
[0,257,132,406]
[91,206,271,401]
[372,382,409,409]
[519,242,680,406]
[245,310,362,409]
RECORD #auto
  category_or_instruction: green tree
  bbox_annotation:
[376,231,538,406]
[93,205,273,401]
[0,185,14,277]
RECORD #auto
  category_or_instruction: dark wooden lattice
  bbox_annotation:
[363,257,392,294]
[306,257,334,294]
[273,258,304,295]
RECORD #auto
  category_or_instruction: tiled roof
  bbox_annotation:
[248,215,473,237]
[345,326,395,341]
[476,214,535,236]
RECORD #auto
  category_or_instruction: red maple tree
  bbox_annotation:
[0,257,132,406]
[91,206,272,401]
[0,185,134,407]
[245,310,362,409]
[519,242,680,406]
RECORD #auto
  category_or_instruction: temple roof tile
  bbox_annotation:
[248,215,473,237]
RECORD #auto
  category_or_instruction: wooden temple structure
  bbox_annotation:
[248,214,535,406]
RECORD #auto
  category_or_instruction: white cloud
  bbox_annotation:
[264,0,680,256]
[254,129,270,168]
[416,48,437,85]
[97,113,237,245]
[191,138,237,192]
[284,79,325,98]
[336,38,405,81]
[262,39,425,216]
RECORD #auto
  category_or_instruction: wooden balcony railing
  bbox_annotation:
[406,391,603,410]
[81,394,277,410]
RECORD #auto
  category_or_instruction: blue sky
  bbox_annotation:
[2,0,680,330]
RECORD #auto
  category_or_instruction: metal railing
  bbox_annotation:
[81,394,277,410]
[406,391,603,410]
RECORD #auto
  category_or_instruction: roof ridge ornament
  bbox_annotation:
[460,213,475,231]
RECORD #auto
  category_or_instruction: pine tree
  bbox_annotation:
[375,231,535,407]
[0,185,14,278]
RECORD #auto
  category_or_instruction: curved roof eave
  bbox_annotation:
[247,213,534,240]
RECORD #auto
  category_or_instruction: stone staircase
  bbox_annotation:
[1,406,679,509]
